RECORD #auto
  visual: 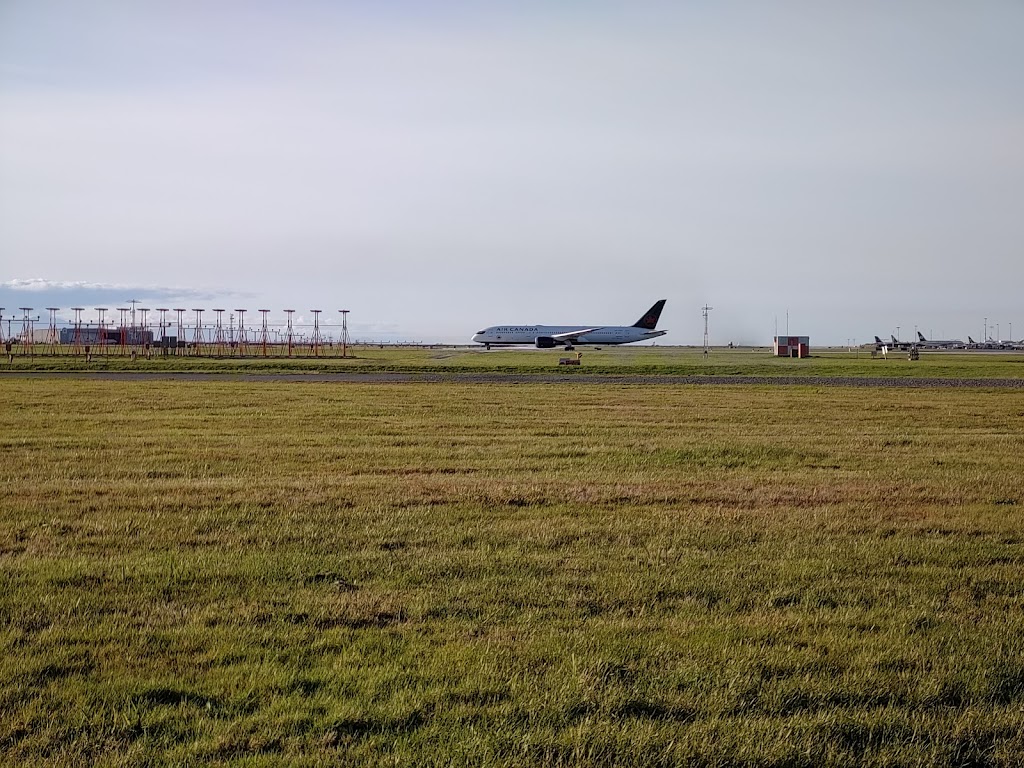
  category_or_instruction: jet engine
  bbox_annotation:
[534,336,557,349]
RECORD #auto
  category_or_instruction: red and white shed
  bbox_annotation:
[773,335,810,358]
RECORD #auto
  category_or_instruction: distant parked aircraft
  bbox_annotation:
[916,332,964,349]
[472,300,667,350]
[981,336,1024,350]
[874,335,912,351]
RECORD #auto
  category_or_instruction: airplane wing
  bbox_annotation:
[550,327,602,342]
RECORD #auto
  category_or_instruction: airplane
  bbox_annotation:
[916,331,964,349]
[874,335,913,351]
[979,336,1024,350]
[472,300,667,350]
[968,336,1007,350]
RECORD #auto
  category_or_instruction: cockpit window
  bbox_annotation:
[476,330,486,335]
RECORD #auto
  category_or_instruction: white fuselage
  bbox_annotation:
[471,324,665,346]
[917,338,964,349]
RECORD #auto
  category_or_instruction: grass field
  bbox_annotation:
[6,344,1024,378]
[2,377,1024,765]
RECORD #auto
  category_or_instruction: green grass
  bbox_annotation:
[2,379,1024,765]
[5,344,1024,378]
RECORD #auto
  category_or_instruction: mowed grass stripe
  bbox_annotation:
[6,343,1024,379]
[2,380,1023,766]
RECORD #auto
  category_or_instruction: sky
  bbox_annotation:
[2,1,1023,344]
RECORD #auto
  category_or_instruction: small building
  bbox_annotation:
[774,335,809,358]
[59,327,153,345]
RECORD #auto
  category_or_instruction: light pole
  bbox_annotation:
[701,305,713,358]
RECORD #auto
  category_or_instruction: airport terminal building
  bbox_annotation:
[59,327,154,346]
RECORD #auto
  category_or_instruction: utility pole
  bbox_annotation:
[128,299,139,334]
[701,305,713,358]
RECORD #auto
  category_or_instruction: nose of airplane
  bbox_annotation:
[471,334,482,343]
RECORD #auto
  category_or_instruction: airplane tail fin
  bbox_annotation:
[633,300,666,329]
[917,331,926,341]
[891,335,899,344]
[875,336,884,344]
[968,336,976,344]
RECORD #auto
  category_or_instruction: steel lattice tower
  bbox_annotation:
[212,309,226,357]
[155,309,169,354]
[235,309,248,357]
[174,309,186,355]
[117,308,130,355]
[95,308,108,355]
[139,308,150,357]
[70,308,84,355]
[45,308,60,354]
[310,310,322,356]
[18,308,34,356]
[259,310,270,356]
[284,310,295,357]
[338,310,350,358]
[192,309,205,356]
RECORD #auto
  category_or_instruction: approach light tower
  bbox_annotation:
[235,309,248,357]
[19,307,35,356]
[310,310,322,356]
[70,308,85,355]
[45,308,60,354]
[192,309,205,356]
[338,309,350,358]
[174,309,186,355]
[258,309,271,356]
[96,308,108,355]
[701,304,713,357]
[284,310,295,357]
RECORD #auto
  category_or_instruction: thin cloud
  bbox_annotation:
[0,278,246,304]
